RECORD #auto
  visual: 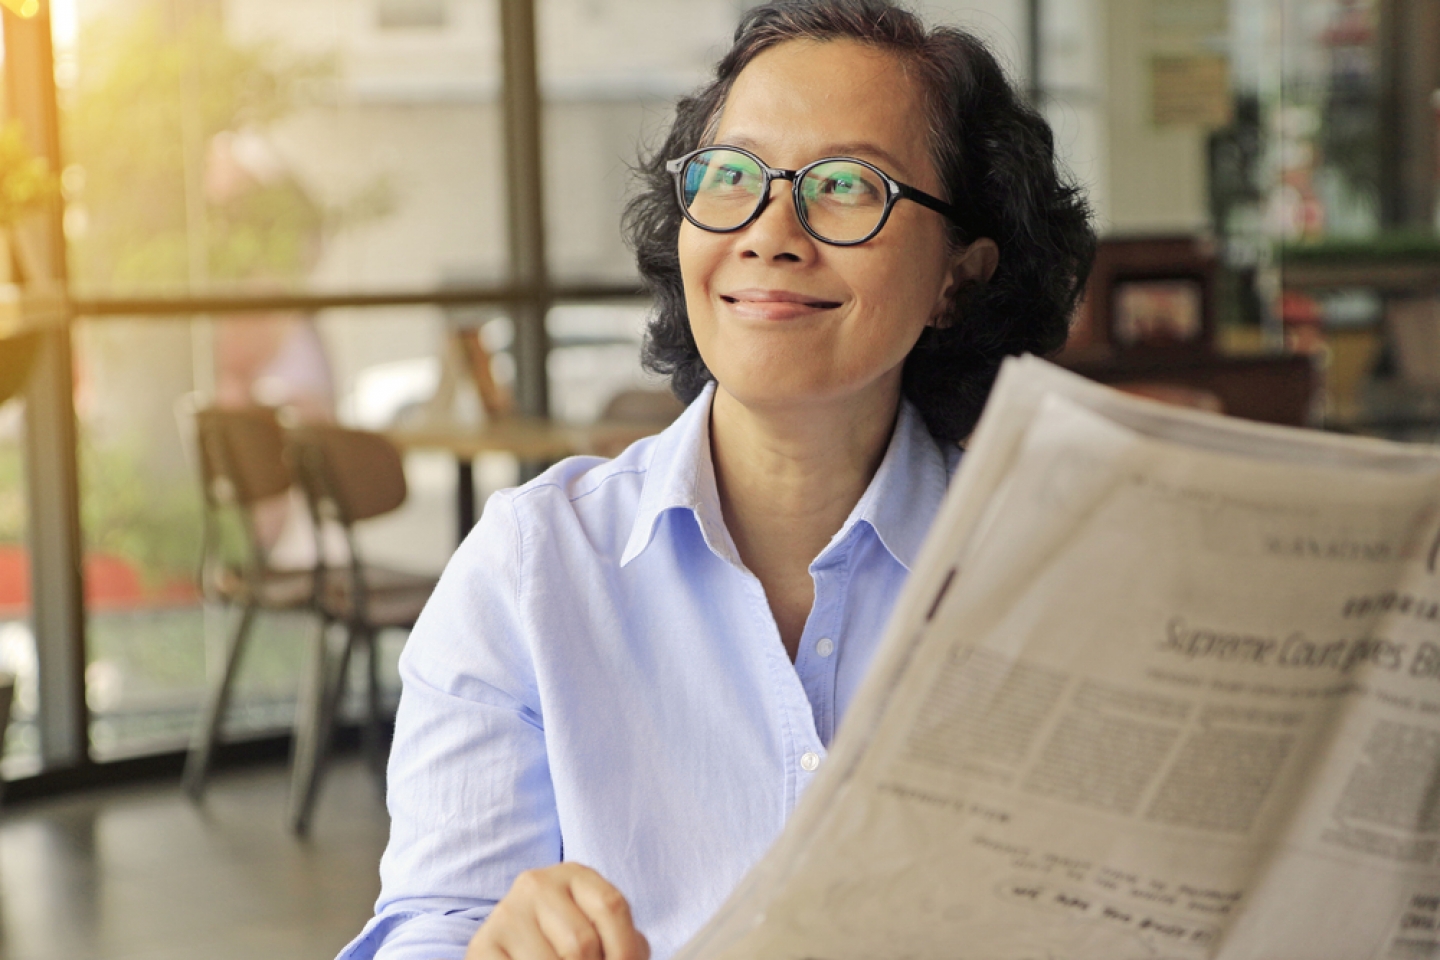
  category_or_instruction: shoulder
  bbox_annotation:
[511,431,657,513]
[401,439,664,690]
[507,431,657,530]
[455,430,663,576]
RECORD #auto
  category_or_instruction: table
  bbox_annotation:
[388,417,665,542]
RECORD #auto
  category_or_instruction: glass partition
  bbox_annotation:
[16,0,1429,784]
[59,0,506,300]
[73,308,463,761]
[0,394,39,777]
[72,315,215,760]
[1252,0,1439,436]
[537,0,738,283]
[547,301,656,423]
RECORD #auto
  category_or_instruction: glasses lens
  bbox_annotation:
[798,160,888,243]
[681,149,766,230]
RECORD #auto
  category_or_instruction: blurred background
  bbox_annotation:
[5,0,1440,802]
[0,0,1437,954]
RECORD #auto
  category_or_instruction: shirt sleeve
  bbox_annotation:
[336,489,562,960]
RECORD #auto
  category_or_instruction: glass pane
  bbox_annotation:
[1257,0,1427,436]
[546,302,656,424]
[75,316,208,759]
[59,0,505,299]
[0,9,49,779]
[1270,0,1382,245]
[74,309,469,759]
[0,393,40,779]
[537,0,738,282]
[329,304,467,571]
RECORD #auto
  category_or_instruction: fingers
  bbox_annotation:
[472,901,555,960]
[569,869,650,960]
[535,876,606,960]
[468,884,558,960]
[468,864,647,960]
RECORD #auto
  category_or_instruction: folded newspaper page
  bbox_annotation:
[676,355,1440,960]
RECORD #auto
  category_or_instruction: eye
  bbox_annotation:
[689,149,764,198]
[715,164,755,189]
[803,162,884,206]
[821,172,867,196]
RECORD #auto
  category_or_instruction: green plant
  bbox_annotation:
[1278,232,1440,263]
[62,2,390,292]
[80,435,201,585]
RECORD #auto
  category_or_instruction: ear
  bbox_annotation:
[929,237,999,327]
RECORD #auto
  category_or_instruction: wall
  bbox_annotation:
[1102,0,1218,234]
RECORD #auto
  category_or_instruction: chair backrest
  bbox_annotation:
[192,406,297,596]
[288,425,407,525]
[195,407,292,507]
[600,388,686,424]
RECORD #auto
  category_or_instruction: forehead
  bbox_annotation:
[715,39,933,184]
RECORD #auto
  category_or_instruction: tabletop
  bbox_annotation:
[387,416,662,461]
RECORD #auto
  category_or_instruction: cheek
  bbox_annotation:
[677,224,716,291]
[853,244,950,328]
[678,226,723,335]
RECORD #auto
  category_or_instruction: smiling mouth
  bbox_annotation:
[720,293,842,309]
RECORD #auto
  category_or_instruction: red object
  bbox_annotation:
[0,545,197,617]
[0,546,27,613]
[1280,290,1323,327]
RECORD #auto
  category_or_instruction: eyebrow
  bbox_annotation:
[719,135,915,180]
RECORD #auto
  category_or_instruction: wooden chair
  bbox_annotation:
[591,388,687,457]
[182,407,320,799]
[285,424,437,834]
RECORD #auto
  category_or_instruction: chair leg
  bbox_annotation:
[288,621,355,835]
[183,603,258,800]
[363,629,387,785]
[286,616,331,831]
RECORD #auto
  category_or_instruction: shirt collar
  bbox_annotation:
[620,383,952,572]
[821,395,951,571]
[621,382,737,568]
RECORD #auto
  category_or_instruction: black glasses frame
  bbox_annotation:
[665,145,968,247]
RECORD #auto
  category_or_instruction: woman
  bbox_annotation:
[339,2,1092,958]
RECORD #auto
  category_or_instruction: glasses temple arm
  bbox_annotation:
[898,185,972,239]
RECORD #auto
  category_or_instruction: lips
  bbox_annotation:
[720,288,843,319]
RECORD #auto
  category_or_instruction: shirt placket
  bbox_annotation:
[795,543,854,748]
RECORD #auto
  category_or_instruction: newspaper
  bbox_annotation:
[676,356,1440,960]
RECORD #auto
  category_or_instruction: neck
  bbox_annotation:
[709,384,900,657]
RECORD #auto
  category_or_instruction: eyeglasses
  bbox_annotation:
[666,146,966,246]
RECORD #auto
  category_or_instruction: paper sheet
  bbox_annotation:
[676,357,1440,960]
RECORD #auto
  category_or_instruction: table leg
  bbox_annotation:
[457,456,476,544]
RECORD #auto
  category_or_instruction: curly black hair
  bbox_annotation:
[623,0,1096,442]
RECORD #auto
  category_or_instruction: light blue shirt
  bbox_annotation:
[339,383,958,960]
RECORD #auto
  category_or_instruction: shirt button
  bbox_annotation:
[815,637,835,658]
[800,751,821,772]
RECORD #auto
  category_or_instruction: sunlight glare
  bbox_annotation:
[0,0,41,20]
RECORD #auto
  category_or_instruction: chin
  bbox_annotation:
[717,372,882,415]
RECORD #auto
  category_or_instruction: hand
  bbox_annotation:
[466,863,651,960]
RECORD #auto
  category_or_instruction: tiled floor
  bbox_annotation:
[0,758,389,960]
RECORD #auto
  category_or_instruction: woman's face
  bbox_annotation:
[679,38,963,420]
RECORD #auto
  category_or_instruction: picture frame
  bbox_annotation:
[1112,277,1206,347]
[1081,236,1217,353]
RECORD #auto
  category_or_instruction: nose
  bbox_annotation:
[740,177,812,263]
